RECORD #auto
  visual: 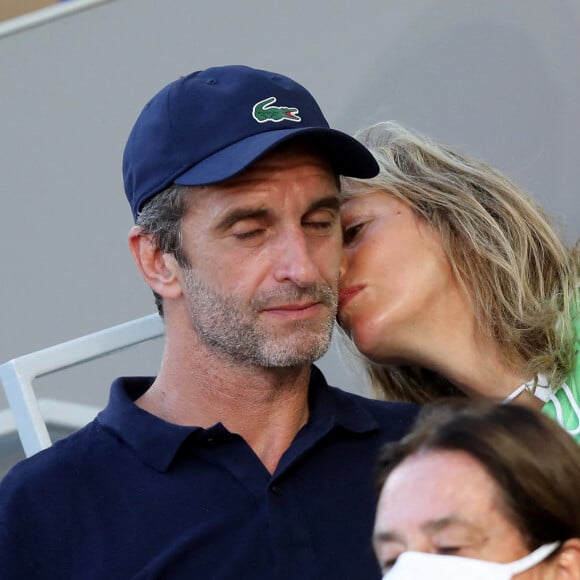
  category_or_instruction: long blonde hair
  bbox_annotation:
[342,121,579,403]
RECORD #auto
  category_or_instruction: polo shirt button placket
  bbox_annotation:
[270,484,280,496]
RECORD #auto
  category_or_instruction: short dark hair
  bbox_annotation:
[136,184,192,317]
[376,400,580,548]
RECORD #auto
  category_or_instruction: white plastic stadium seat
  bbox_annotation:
[0,314,164,458]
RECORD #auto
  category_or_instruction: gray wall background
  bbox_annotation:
[1,0,579,466]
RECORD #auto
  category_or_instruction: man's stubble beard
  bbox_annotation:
[182,268,338,368]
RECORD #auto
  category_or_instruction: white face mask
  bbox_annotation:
[383,542,560,580]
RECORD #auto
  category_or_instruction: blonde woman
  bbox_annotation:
[338,121,580,440]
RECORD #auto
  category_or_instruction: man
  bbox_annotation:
[0,65,418,579]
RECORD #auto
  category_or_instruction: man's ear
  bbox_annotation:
[128,225,183,299]
[554,538,580,579]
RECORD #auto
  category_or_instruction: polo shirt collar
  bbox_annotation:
[97,377,202,472]
[307,365,380,434]
[97,366,379,473]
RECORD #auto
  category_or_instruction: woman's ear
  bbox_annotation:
[554,538,580,579]
[128,226,182,300]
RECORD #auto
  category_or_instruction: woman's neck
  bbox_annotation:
[397,300,534,402]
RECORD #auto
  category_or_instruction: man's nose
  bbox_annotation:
[272,229,319,287]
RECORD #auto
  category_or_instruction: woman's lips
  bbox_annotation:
[338,285,365,311]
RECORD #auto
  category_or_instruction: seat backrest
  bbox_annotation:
[0,314,164,457]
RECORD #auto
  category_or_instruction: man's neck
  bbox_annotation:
[136,336,312,474]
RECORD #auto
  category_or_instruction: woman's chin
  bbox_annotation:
[350,330,384,363]
[350,326,410,366]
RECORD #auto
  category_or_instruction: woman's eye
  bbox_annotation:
[381,557,399,573]
[437,546,461,556]
[378,550,403,573]
[343,222,364,244]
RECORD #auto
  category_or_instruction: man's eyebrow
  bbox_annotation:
[215,207,270,231]
[305,195,340,214]
[215,195,339,231]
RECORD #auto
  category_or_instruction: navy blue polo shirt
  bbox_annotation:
[0,366,418,579]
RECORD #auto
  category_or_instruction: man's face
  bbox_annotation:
[177,146,342,367]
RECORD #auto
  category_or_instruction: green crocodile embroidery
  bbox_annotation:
[252,97,301,123]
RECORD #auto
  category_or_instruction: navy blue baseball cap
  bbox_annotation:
[122,65,379,221]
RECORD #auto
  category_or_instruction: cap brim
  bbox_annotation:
[174,127,378,187]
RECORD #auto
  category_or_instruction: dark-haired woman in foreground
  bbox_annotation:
[374,400,580,578]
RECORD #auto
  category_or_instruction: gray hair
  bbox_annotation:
[135,184,192,316]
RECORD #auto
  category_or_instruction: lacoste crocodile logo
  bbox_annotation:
[252,97,301,123]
